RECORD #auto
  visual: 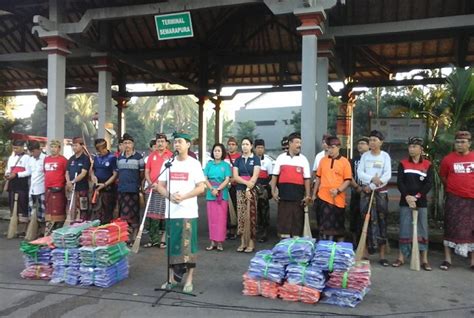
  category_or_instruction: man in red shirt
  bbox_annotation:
[439,130,474,271]
[44,140,68,233]
[224,136,240,239]
[144,133,173,248]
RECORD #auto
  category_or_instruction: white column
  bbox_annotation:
[315,57,329,153]
[46,52,66,142]
[97,68,112,138]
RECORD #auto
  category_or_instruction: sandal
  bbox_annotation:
[421,263,432,271]
[236,246,246,252]
[183,283,193,294]
[206,245,216,251]
[143,242,158,248]
[379,259,389,267]
[161,281,178,289]
[391,259,404,267]
[439,261,451,271]
[217,244,224,252]
[159,242,166,249]
[244,247,254,253]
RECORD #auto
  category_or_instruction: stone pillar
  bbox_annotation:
[337,91,356,158]
[114,96,129,139]
[42,36,70,144]
[94,56,113,140]
[197,96,207,165]
[294,8,326,162]
[212,97,222,144]
[316,57,328,152]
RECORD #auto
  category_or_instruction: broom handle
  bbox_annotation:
[131,188,154,253]
[355,190,375,261]
[410,208,420,271]
[64,173,78,226]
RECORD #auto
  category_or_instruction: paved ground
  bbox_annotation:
[0,199,473,318]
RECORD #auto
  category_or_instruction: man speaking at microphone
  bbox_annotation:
[157,131,206,294]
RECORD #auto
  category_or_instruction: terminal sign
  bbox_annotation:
[155,12,194,40]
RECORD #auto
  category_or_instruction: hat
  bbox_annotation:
[288,132,301,142]
[455,130,471,140]
[12,140,25,147]
[122,133,134,143]
[173,131,192,142]
[408,136,424,146]
[27,140,41,151]
[72,137,84,145]
[326,136,341,146]
[254,139,265,147]
[281,136,289,147]
[227,136,238,144]
[155,133,168,141]
[369,130,384,141]
[357,136,370,144]
[50,140,61,148]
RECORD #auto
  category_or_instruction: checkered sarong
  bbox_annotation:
[29,194,46,222]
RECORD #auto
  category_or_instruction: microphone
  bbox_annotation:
[165,150,179,168]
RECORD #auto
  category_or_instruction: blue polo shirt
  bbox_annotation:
[233,154,261,191]
[116,151,144,193]
[93,152,117,183]
[67,153,91,191]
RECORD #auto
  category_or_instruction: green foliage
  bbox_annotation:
[236,120,259,142]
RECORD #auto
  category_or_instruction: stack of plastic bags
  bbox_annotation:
[80,242,129,267]
[247,250,286,283]
[272,237,315,265]
[286,263,326,291]
[52,220,100,248]
[312,241,354,272]
[278,282,321,304]
[20,238,54,280]
[50,248,81,285]
[79,257,129,288]
[242,273,279,299]
[80,220,128,246]
[321,261,371,308]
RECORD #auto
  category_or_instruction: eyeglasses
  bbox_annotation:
[455,140,469,144]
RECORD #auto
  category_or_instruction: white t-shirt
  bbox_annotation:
[159,156,205,219]
[357,150,392,191]
[28,153,46,195]
[312,150,326,172]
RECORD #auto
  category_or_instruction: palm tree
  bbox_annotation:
[67,94,98,145]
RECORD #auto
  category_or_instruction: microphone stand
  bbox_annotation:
[153,151,196,307]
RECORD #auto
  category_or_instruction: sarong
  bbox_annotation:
[227,185,238,229]
[360,191,388,254]
[443,192,474,256]
[349,190,362,236]
[91,187,116,224]
[237,189,257,240]
[399,206,429,257]
[29,194,46,222]
[256,184,270,239]
[118,192,140,228]
[45,188,66,222]
[167,218,198,268]
[207,198,228,242]
[316,198,346,237]
[9,190,28,223]
[72,190,90,221]
[145,190,166,220]
[277,200,304,237]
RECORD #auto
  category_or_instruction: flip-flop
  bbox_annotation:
[236,246,246,252]
[421,263,432,271]
[379,259,389,267]
[143,242,158,248]
[205,245,216,251]
[439,261,451,271]
[244,247,254,253]
[216,245,224,251]
[159,242,166,249]
[391,259,404,267]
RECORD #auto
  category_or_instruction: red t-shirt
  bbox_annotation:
[44,155,68,188]
[440,151,474,199]
[145,150,173,183]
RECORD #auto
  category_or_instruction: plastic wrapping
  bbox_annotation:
[79,257,129,288]
[247,250,286,283]
[20,265,53,280]
[321,287,369,308]
[52,220,101,248]
[271,237,315,265]
[242,273,279,299]
[285,263,327,291]
[80,220,129,247]
[326,261,371,292]
[51,248,81,266]
[50,265,81,285]
[312,241,354,272]
[79,242,129,267]
[278,282,321,304]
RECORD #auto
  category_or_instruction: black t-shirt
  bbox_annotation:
[67,153,91,191]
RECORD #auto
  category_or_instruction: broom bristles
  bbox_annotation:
[7,193,19,239]
[303,206,312,237]
[25,208,39,241]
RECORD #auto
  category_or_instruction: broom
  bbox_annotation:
[25,206,39,241]
[355,190,375,261]
[63,173,78,227]
[7,193,19,239]
[410,208,420,271]
[303,205,312,237]
[131,188,154,253]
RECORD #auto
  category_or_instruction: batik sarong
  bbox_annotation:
[277,200,304,237]
[91,186,116,224]
[316,198,346,238]
[399,206,428,258]
[167,218,198,268]
[443,192,474,257]
[45,188,66,222]
[360,191,388,254]
[9,190,29,223]
[118,192,140,228]
[237,189,257,241]
[145,190,166,220]
[256,184,270,239]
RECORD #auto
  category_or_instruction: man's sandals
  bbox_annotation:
[439,261,451,271]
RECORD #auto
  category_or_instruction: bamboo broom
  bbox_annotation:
[25,206,38,241]
[355,190,375,261]
[7,193,19,239]
[64,173,78,227]
[410,209,420,271]
[131,188,154,253]
[303,205,312,237]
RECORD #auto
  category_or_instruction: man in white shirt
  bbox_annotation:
[357,130,392,267]
[157,131,206,294]
[254,139,273,242]
[312,134,330,174]
[26,141,46,237]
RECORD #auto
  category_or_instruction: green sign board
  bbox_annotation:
[154,12,194,40]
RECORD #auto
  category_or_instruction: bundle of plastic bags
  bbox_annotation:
[247,250,286,283]
[242,273,279,299]
[51,248,81,267]
[312,241,354,272]
[79,242,129,267]
[285,263,327,291]
[20,265,53,280]
[272,237,315,265]
[80,220,129,247]
[278,282,321,304]
[50,265,81,285]
[320,287,369,308]
[326,261,371,292]
[52,220,100,248]
[79,257,129,288]
[20,241,52,267]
